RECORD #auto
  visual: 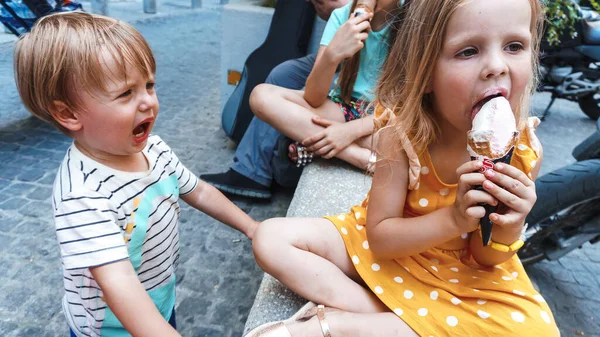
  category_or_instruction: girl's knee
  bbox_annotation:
[252,218,290,267]
[250,84,277,120]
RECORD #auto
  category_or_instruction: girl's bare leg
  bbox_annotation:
[250,84,372,170]
[252,217,388,313]
[287,312,419,337]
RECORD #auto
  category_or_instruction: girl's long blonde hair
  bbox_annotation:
[374,0,545,152]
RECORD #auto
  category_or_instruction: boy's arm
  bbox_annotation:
[181,181,259,239]
[89,260,181,337]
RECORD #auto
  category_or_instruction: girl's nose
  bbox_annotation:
[481,51,508,79]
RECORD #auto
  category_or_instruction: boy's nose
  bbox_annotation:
[481,52,508,79]
[138,92,157,112]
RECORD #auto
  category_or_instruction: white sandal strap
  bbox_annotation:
[316,305,332,337]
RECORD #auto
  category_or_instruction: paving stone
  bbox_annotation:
[548,268,577,284]
[1,183,37,198]
[26,187,52,201]
[574,271,600,288]
[16,168,46,182]
[17,201,51,218]
[187,325,224,337]
[0,198,30,211]
[0,142,19,152]
[0,166,22,180]
[0,320,19,337]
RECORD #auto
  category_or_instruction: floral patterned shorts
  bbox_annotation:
[329,95,373,122]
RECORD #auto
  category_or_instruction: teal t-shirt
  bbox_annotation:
[320,3,390,102]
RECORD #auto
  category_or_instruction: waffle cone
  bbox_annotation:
[467,131,520,159]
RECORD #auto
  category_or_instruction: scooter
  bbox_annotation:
[539,2,600,120]
[518,118,600,265]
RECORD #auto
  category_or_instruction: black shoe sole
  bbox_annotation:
[211,182,272,199]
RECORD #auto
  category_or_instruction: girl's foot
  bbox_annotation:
[288,142,314,167]
[245,304,332,337]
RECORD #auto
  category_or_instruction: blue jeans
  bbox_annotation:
[69,308,176,336]
[231,53,317,188]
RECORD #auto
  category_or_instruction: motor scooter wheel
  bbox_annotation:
[518,160,600,265]
[577,94,600,121]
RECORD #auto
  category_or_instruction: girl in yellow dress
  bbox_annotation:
[248,0,560,336]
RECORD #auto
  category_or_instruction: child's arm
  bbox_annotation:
[304,12,373,107]
[302,114,375,157]
[90,260,181,337]
[468,146,543,266]
[181,181,259,239]
[365,129,484,259]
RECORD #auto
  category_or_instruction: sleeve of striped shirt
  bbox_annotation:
[153,137,199,196]
[54,191,129,270]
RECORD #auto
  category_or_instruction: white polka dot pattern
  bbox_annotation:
[430,291,438,300]
[446,316,458,326]
[511,312,525,323]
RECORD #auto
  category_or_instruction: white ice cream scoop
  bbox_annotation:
[467,96,519,159]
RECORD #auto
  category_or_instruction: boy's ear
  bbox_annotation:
[49,101,82,132]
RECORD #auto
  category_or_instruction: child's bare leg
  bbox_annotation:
[250,84,372,170]
[287,312,419,337]
[252,217,388,313]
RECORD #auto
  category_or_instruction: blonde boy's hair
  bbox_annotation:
[14,11,156,135]
[374,0,545,152]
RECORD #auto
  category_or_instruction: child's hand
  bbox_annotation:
[325,12,372,63]
[451,160,499,233]
[481,163,536,232]
[302,116,356,158]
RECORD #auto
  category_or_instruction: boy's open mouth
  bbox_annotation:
[471,93,505,120]
[132,118,153,143]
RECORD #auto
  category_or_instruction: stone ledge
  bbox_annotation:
[243,159,372,334]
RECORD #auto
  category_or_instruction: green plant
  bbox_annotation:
[544,0,600,46]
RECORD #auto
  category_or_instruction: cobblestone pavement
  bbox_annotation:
[0,8,600,337]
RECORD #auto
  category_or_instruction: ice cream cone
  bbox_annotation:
[467,96,519,246]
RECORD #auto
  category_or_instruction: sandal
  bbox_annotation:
[292,142,314,168]
[244,303,332,337]
[277,136,314,168]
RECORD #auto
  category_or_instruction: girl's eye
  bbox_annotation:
[457,48,477,58]
[118,89,132,98]
[506,43,524,52]
[146,82,155,90]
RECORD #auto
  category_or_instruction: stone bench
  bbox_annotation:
[243,159,372,334]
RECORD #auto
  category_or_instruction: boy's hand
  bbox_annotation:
[302,116,356,158]
[481,163,536,232]
[451,160,498,233]
[325,12,372,63]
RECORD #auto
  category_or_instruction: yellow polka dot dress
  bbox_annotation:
[325,118,560,337]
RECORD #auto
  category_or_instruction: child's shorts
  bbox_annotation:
[329,95,373,122]
[68,308,176,336]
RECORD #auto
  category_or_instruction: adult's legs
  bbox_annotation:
[250,85,372,171]
[201,54,316,198]
[253,217,387,313]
